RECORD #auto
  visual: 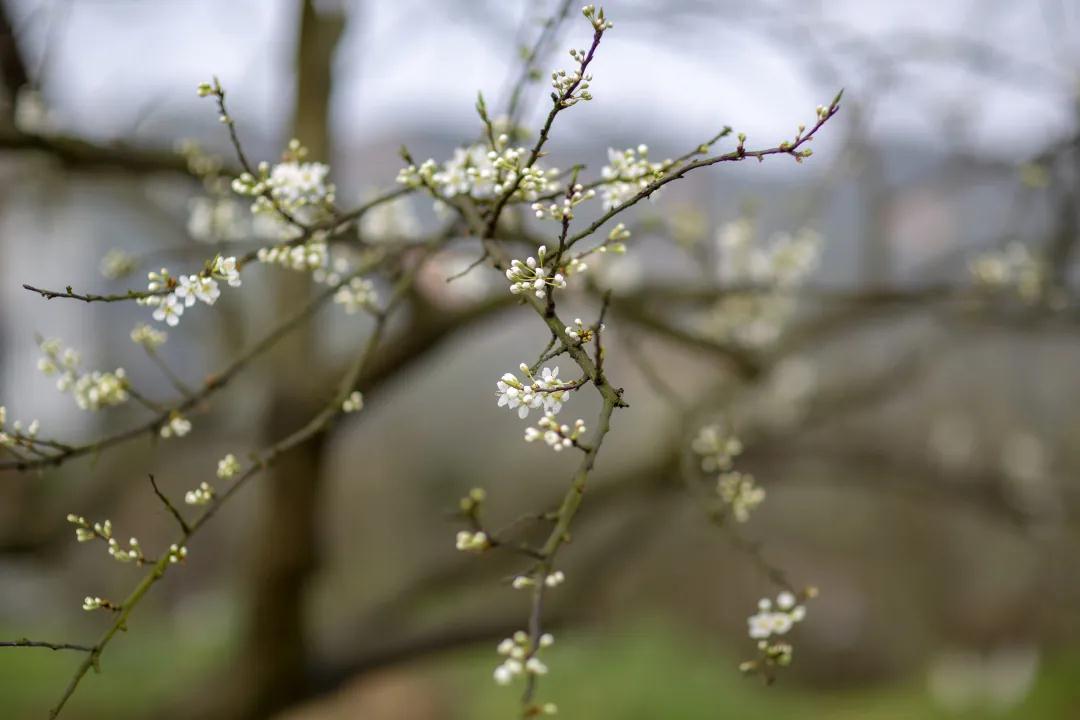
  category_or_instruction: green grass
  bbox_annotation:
[4,614,1079,719]
[452,617,1080,720]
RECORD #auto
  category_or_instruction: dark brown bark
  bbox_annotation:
[227,2,345,718]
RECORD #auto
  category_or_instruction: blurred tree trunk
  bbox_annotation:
[0,0,30,125]
[227,2,345,718]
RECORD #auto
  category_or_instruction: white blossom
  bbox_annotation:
[216,453,241,479]
[130,323,167,350]
[747,593,807,640]
[691,422,743,473]
[342,391,364,413]
[455,530,490,553]
[99,249,136,279]
[184,481,215,506]
[333,277,378,315]
[160,413,192,439]
[525,413,586,451]
[717,471,766,523]
[506,245,567,299]
[599,145,670,209]
[497,364,571,419]
[38,339,129,411]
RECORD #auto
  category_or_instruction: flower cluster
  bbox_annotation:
[747,592,807,640]
[455,530,490,553]
[130,323,167,350]
[969,242,1045,304]
[217,453,241,479]
[704,221,822,347]
[525,412,586,452]
[184,482,215,506]
[691,422,743,473]
[333,277,378,315]
[160,412,192,439]
[717,471,766,523]
[496,365,571,419]
[551,65,593,107]
[562,222,630,276]
[493,630,555,686]
[531,183,596,222]
[582,4,613,31]
[38,339,129,411]
[564,316,603,343]
[693,422,766,523]
[231,139,335,226]
[0,406,36,450]
[512,570,565,590]
[67,514,144,564]
[256,237,329,273]
[599,145,669,209]
[740,589,816,680]
[99,248,136,279]
[81,596,119,612]
[342,391,364,413]
[139,256,242,327]
[506,245,567,298]
[397,142,558,204]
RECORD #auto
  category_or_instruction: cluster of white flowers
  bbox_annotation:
[256,237,329,273]
[496,365,570,419]
[99,248,136,280]
[747,591,807,640]
[67,514,144,564]
[333,277,378,315]
[582,3,613,31]
[525,413,587,452]
[564,317,595,343]
[512,570,565,590]
[599,145,669,210]
[531,183,596,222]
[506,245,567,298]
[160,412,192,439]
[139,256,242,327]
[969,242,1045,304]
[561,223,631,278]
[0,410,40,449]
[342,391,364,413]
[693,422,765,523]
[705,221,822,348]
[493,630,556,687]
[741,590,815,674]
[217,453,241,479]
[130,323,167,350]
[67,514,108,544]
[719,222,821,289]
[551,65,593,107]
[38,339,129,411]
[184,481,215,506]
[231,139,336,226]
[691,422,743,472]
[455,529,490,553]
[167,544,189,564]
[397,142,559,204]
[82,596,114,612]
[717,470,766,523]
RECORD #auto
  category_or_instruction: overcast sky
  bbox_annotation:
[7,0,1080,163]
